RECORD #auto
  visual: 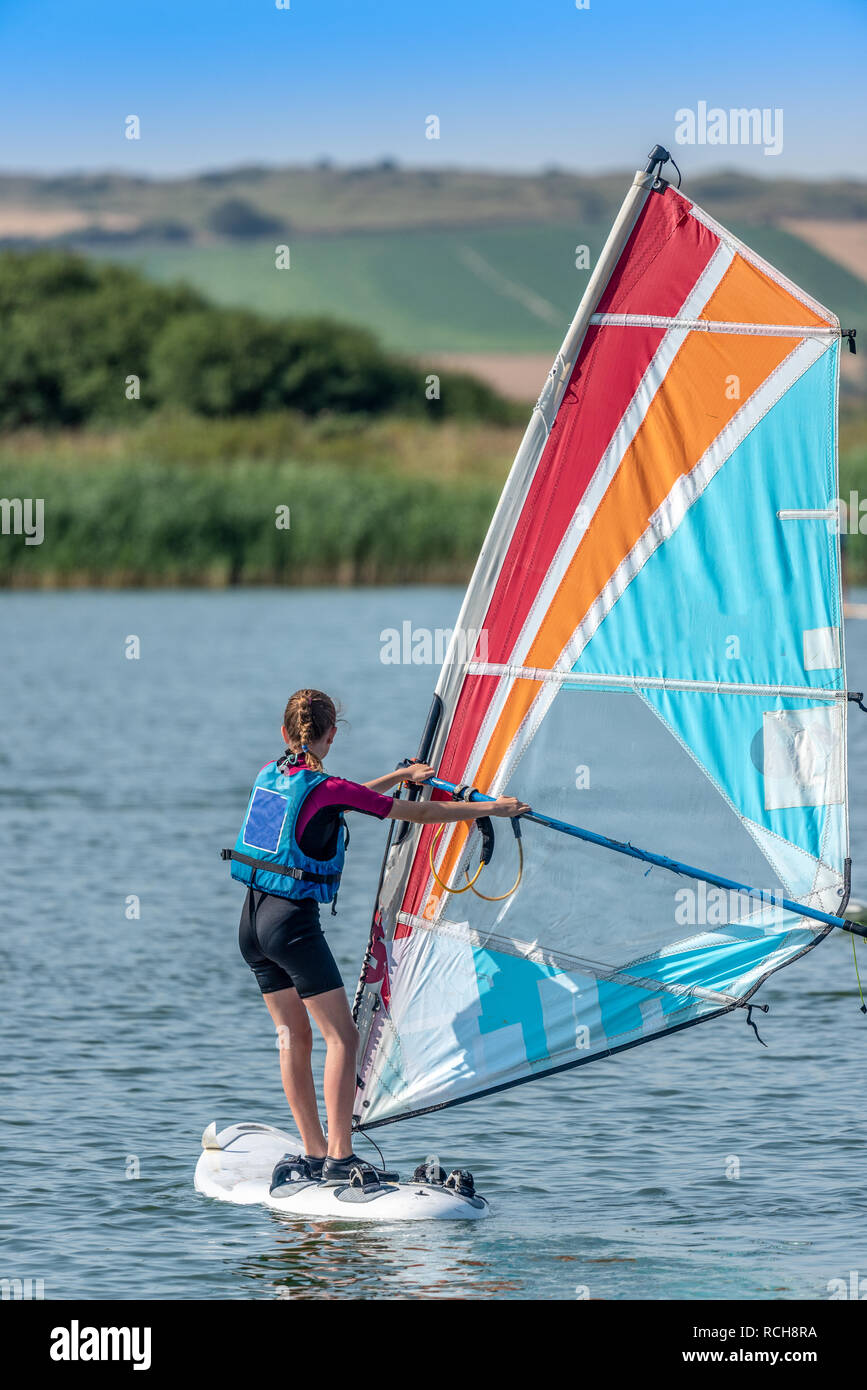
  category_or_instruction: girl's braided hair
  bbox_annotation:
[282,689,339,772]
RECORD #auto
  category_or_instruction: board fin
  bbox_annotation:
[202,1121,221,1151]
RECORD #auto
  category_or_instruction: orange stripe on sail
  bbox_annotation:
[701,250,831,329]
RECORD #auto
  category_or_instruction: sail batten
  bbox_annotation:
[591,314,840,338]
[353,156,850,1131]
[465,665,849,699]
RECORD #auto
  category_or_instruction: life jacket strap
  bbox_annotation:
[220,849,340,885]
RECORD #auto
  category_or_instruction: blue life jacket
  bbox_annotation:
[222,756,347,907]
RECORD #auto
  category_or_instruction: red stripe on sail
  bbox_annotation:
[596,187,710,316]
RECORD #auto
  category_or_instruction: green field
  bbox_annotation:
[92,221,867,357]
[93,225,600,355]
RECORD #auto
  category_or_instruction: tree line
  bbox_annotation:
[0,249,516,429]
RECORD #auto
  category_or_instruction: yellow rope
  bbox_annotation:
[428,823,523,901]
[467,840,524,901]
[428,823,486,894]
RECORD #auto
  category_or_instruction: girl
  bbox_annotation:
[227,688,528,1188]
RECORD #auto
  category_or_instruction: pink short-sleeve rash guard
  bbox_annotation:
[293,771,393,859]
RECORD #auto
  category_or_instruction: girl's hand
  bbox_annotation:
[402,762,435,785]
[489,796,530,818]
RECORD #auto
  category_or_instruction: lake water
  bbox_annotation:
[2,587,867,1301]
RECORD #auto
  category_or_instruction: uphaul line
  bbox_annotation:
[426,775,867,940]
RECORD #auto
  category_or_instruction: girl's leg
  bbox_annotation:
[303,987,359,1161]
[264,987,327,1158]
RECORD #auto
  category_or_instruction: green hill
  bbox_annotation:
[2,163,866,236]
[91,220,867,357]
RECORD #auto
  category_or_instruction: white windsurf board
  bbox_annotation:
[194,1122,490,1222]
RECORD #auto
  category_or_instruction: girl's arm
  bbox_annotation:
[363,762,434,794]
[387,795,529,824]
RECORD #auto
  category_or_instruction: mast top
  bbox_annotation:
[644,143,681,188]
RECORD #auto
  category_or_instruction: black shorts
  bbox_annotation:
[238,890,344,999]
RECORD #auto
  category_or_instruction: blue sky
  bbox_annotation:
[1,0,865,178]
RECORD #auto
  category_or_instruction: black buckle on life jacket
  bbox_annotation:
[220,848,339,885]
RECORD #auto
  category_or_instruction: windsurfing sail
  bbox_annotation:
[353,145,859,1130]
